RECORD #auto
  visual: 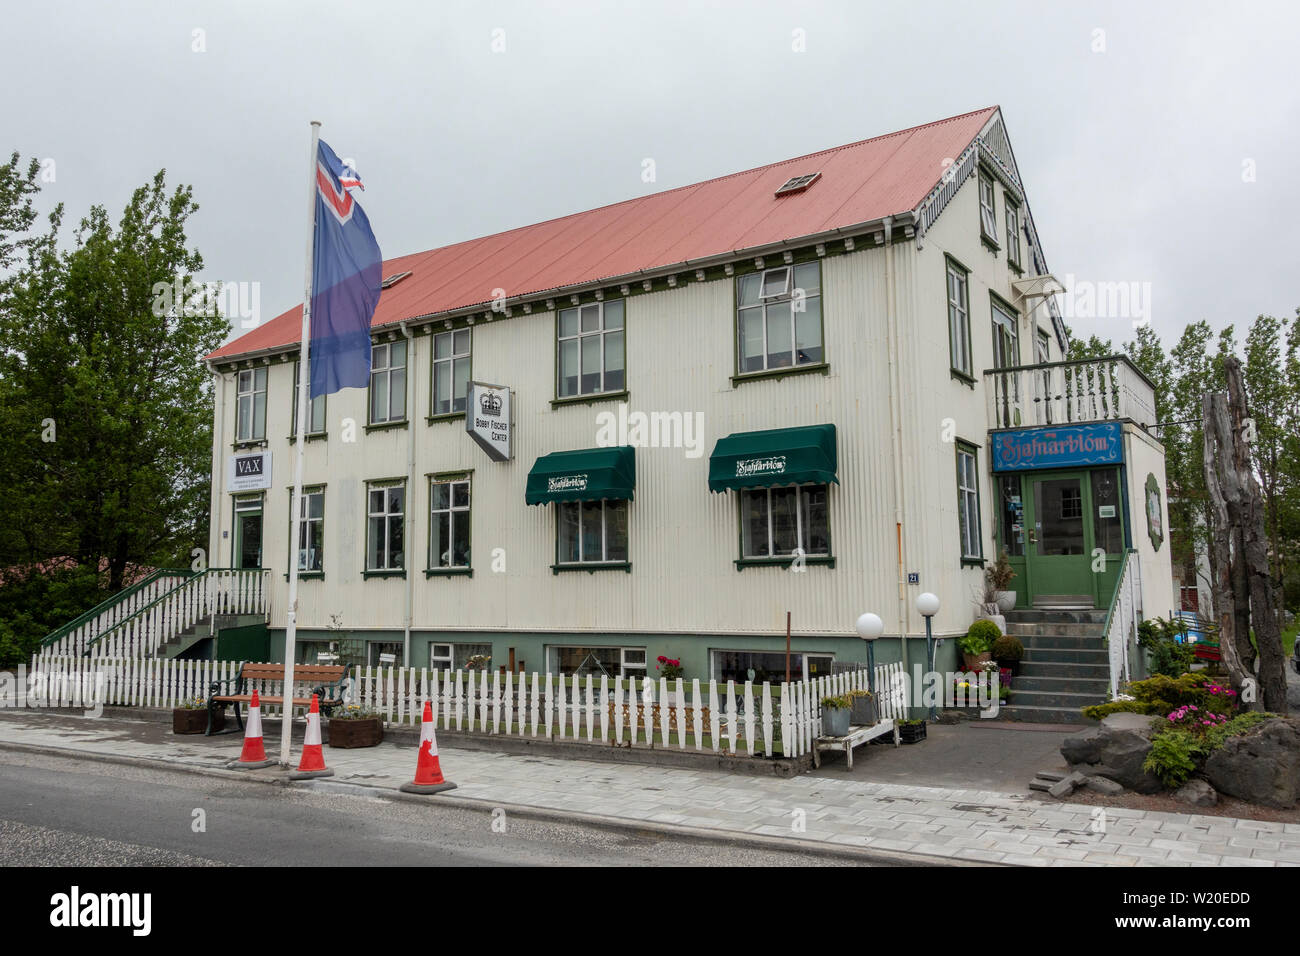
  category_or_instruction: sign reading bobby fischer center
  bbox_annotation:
[466,381,513,462]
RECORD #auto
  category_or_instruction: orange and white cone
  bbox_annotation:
[226,688,276,769]
[399,701,457,794]
[288,693,334,780]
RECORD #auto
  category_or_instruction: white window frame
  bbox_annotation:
[957,444,982,562]
[556,299,625,398]
[548,645,647,679]
[366,480,405,571]
[291,361,326,437]
[740,483,830,559]
[369,340,407,425]
[236,367,267,442]
[736,262,823,374]
[978,172,998,242]
[556,498,628,565]
[429,477,471,569]
[294,487,325,572]
[1005,200,1022,269]
[947,261,971,377]
[431,329,471,416]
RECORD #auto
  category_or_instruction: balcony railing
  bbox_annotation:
[983,355,1157,431]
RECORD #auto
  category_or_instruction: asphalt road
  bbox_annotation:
[0,750,857,867]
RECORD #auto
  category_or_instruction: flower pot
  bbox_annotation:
[328,716,383,748]
[173,707,220,735]
[898,721,927,744]
[962,651,993,670]
[994,590,1017,613]
[820,706,851,737]
[849,695,878,726]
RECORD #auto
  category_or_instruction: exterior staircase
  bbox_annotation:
[999,607,1109,724]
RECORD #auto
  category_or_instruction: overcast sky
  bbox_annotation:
[4,0,1297,351]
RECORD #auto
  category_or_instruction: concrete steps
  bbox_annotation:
[1000,607,1109,724]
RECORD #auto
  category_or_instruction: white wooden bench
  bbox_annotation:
[812,670,906,770]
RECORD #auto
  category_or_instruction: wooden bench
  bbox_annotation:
[207,663,349,736]
[813,670,907,770]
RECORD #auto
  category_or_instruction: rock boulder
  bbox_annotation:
[1204,718,1300,809]
[1061,711,1163,794]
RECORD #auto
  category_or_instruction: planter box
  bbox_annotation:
[849,695,878,726]
[821,706,851,738]
[328,717,383,748]
[897,722,927,744]
[962,652,993,670]
[173,707,222,735]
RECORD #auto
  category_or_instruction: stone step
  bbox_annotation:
[997,703,1094,725]
[1004,609,1108,625]
[1009,688,1107,710]
[1022,647,1110,664]
[1018,660,1110,680]
[1018,633,1106,650]
[1006,623,1107,639]
[1011,674,1110,694]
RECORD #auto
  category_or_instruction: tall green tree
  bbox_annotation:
[0,167,226,605]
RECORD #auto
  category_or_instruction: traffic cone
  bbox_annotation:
[288,693,334,780]
[226,688,276,769]
[399,701,457,794]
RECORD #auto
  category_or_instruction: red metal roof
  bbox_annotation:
[208,107,997,361]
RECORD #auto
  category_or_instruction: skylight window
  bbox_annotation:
[774,172,821,197]
[381,271,412,289]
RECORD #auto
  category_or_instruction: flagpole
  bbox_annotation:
[282,119,321,765]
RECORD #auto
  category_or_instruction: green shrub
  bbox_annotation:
[1080,671,1236,722]
[1081,699,1159,720]
[820,694,851,710]
[960,619,1002,656]
[1143,727,1202,788]
[992,634,1023,662]
[1138,617,1196,677]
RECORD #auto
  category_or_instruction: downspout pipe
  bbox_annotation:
[400,321,416,666]
[882,217,910,672]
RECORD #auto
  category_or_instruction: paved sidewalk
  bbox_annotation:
[1,710,1297,866]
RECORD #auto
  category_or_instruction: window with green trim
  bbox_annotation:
[291,487,324,572]
[557,499,628,565]
[1005,199,1023,270]
[956,443,983,562]
[736,262,823,373]
[741,484,829,558]
[366,480,405,571]
[429,477,471,569]
[978,172,998,244]
[292,361,326,437]
[991,296,1019,370]
[431,329,471,416]
[557,300,624,398]
[369,341,407,424]
[236,367,267,442]
[946,259,972,377]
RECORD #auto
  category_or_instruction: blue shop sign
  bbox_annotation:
[992,422,1123,473]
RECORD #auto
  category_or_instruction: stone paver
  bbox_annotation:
[0,709,1295,866]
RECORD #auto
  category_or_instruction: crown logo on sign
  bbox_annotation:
[479,391,502,416]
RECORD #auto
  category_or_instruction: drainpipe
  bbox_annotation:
[882,217,910,672]
[400,321,416,666]
[210,363,226,568]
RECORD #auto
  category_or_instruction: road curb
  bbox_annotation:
[0,738,985,867]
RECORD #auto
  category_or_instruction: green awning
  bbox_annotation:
[708,424,838,492]
[525,445,636,505]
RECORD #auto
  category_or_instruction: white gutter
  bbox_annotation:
[399,320,416,666]
[881,217,910,665]
[207,361,226,567]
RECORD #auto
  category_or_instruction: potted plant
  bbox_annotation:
[173,696,222,735]
[987,548,1017,612]
[848,688,878,726]
[959,619,1001,669]
[820,694,852,737]
[992,633,1024,676]
[897,718,927,744]
[464,654,491,671]
[328,704,384,748]
[655,656,684,680]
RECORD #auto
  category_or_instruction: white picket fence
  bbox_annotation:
[28,656,908,759]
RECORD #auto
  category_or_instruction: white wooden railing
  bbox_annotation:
[36,569,269,662]
[27,656,907,759]
[985,355,1157,431]
[1104,549,1143,699]
[38,569,193,659]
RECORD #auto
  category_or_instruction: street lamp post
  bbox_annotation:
[855,612,884,694]
[916,592,940,721]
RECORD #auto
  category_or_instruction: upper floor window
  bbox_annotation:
[369,341,406,424]
[956,442,983,563]
[1035,328,1051,364]
[557,499,628,565]
[741,484,830,559]
[366,480,405,571]
[429,477,471,569]
[235,367,267,442]
[557,300,624,398]
[991,297,1019,370]
[737,261,823,374]
[978,172,998,245]
[1005,200,1023,270]
[431,329,471,416]
[293,487,324,573]
[946,259,972,378]
[292,361,326,437]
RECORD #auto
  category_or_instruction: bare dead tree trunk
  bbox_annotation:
[1202,358,1288,713]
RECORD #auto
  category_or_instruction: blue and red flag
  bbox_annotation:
[309,139,382,398]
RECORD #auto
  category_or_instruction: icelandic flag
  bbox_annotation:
[309,139,382,398]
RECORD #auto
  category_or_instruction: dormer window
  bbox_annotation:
[774,172,821,196]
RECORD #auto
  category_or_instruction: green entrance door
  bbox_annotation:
[1025,471,1093,602]
[233,496,263,569]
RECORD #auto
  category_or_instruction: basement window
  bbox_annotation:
[775,172,821,196]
